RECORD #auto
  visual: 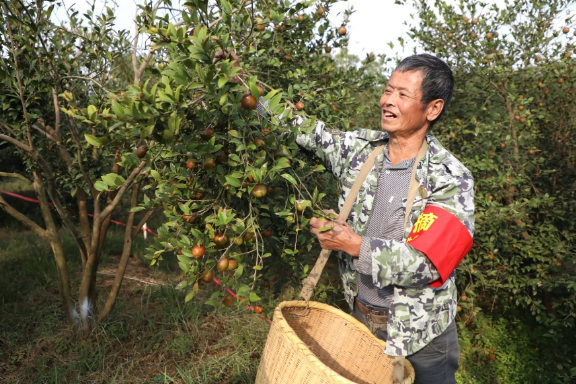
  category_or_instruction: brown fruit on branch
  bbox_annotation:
[192,245,205,259]
[267,186,273,194]
[195,190,204,199]
[217,258,229,271]
[254,305,264,314]
[214,233,228,248]
[321,77,327,83]
[241,94,258,110]
[337,26,347,35]
[470,32,477,38]
[557,78,564,84]
[203,158,215,170]
[316,6,325,15]
[252,184,267,198]
[325,46,332,53]
[485,32,493,39]
[296,102,305,110]
[262,230,272,238]
[216,152,229,164]
[253,138,266,147]
[222,293,234,306]
[262,128,270,136]
[199,127,215,141]
[471,18,478,24]
[201,270,213,282]
[183,214,196,224]
[256,24,265,31]
[331,103,339,111]
[298,14,304,22]
[257,86,264,96]
[461,295,468,301]
[563,27,570,34]
[243,230,255,242]
[227,258,238,270]
[186,160,196,169]
[136,144,148,159]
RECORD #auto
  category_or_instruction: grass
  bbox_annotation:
[0,226,574,383]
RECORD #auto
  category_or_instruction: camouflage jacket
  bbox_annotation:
[295,120,475,356]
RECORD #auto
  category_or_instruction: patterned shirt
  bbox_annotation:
[354,147,416,308]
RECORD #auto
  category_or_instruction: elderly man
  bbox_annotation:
[297,54,475,384]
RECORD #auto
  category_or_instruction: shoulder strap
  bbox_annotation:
[403,140,429,232]
[300,145,384,301]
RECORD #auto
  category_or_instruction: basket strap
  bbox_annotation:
[392,356,406,384]
[300,145,384,301]
[403,140,429,232]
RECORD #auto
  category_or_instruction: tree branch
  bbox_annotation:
[0,133,31,152]
[0,172,32,184]
[132,209,155,240]
[0,192,48,241]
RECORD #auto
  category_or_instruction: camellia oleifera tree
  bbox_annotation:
[0,1,163,335]
[69,0,386,311]
[403,0,576,380]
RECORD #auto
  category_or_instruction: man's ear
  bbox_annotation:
[426,99,445,122]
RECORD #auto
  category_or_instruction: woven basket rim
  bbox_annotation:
[274,301,415,384]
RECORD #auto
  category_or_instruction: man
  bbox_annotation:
[298,54,475,384]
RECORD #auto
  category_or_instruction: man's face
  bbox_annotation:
[379,70,430,135]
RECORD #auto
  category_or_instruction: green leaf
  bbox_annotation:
[130,206,145,213]
[150,170,161,181]
[94,180,109,191]
[228,130,241,138]
[318,225,334,233]
[234,264,243,279]
[281,173,297,185]
[249,292,261,302]
[225,175,241,187]
[85,134,103,147]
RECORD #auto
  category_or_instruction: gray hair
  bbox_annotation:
[395,54,454,129]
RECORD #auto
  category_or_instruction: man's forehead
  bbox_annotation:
[386,70,423,93]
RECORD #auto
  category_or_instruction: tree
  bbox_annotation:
[0,0,156,335]
[68,0,386,310]
[403,0,576,380]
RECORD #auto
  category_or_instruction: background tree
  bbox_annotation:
[0,0,158,335]
[401,0,576,380]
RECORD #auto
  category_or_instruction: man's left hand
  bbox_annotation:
[310,210,362,257]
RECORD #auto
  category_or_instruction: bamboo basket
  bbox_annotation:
[255,301,415,384]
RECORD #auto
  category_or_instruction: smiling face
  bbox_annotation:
[379,70,444,136]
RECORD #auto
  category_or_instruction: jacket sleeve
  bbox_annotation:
[294,117,348,178]
[360,169,475,288]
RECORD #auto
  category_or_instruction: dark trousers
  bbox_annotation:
[352,301,460,384]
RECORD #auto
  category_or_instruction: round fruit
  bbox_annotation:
[163,129,173,141]
[199,128,215,141]
[529,149,535,154]
[557,77,564,84]
[201,270,213,282]
[253,138,266,147]
[136,145,148,159]
[262,128,270,136]
[563,27,570,34]
[488,254,494,260]
[214,233,228,248]
[222,293,234,306]
[518,105,524,111]
[257,86,264,96]
[203,158,215,170]
[252,184,267,198]
[296,101,305,110]
[186,160,196,169]
[234,237,243,245]
[472,18,478,24]
[520,117,526,124]
[500,142,506,148]
[331,103,338,111]
[217,258,229,271]
[262,230,272,238]
[325,46,332,53]
[227,258,238,270]
[216,152,229,164]
[471,32,477,38]
[485,32,492,39]
[514,115,520,121]
[316,6,325,15]
[298,14,304,21]
[464,17,469,22]
[192,245,205,259]
[256,24,265,31]
[241,94,258,110]
[267,187,273,194]
[295,200,306,211]
[321,77,327,83]
[254,305,263,314]
[337,26,347,35]
[243,230,255,242]
[457,305,462,312]
[195,190,204,199]
[183,214,196,224]
[284,54,292,60]
[461,295,468,301]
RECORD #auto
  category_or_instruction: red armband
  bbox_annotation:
[406,206,473,288]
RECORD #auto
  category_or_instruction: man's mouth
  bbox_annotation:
[383,110,398,119]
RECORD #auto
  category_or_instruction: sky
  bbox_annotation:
[52,0,415,59]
